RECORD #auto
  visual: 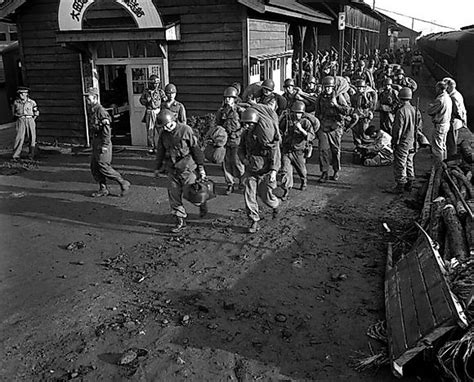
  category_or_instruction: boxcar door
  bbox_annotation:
[127,63,164,146]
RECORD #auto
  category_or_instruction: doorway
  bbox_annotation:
[97,64,130,145]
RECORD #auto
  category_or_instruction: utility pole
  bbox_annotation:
[373,0,376,9]
[411,17,414,30]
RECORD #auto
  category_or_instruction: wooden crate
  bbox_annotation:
[385,234,468,377]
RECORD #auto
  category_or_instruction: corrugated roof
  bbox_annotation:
[0,0,26,19]
[238,0,333,24]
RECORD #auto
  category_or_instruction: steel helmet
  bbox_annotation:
[291,100,306,113]
[398,87,412,100]
[261,79,275,91]
[354,79,366,87]
[156,109,175,125]
[383,77,393,86]
[395,68,405,76]
[149,74,159,81]
[284,78,295,88]
[164,83,177,93]
[223,86,239,98]
[241,108,259,123]
[308,76,317,84]
[322,76,335,87]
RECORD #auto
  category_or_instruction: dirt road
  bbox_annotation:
[0,68,438,381]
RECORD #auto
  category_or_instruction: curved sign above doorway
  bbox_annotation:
[58,0,163,31]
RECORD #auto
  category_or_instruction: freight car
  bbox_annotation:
[418,26,474,130]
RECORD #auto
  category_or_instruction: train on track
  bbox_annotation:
[418,26,474,129]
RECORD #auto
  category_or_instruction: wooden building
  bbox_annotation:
[0,0,332,146]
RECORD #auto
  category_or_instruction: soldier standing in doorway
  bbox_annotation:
[11,87,39,161]
[140,74,166,153]
[84,87,131,197]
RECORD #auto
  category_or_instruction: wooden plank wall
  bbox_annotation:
[17,0,85,143]
[158,0,245,116]
[248,18,288,57]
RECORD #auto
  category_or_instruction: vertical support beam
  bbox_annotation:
[241,6,249,89]
[338,5,345,76]
[312,26,318,78]
[297,25,307,88]
[79,52,90,147]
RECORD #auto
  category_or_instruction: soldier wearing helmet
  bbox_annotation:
[154,109,207,233]
[162,83,187,124]
[139,74,167,153]
[257,79,287,115]
[390,87,422,194]
[350,78,377,148]
[314,76,350,182]
[378,77,399,134]
[83,87,131,198]
[216,86,246,195]
[279,100,316,199]
[238,107,281,234]
[282,78,298,111]
[392,68,418,93]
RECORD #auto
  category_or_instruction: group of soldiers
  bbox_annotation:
[11,52,467,234]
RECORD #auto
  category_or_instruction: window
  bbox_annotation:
[0,33,6,41]
[9,32,17,41]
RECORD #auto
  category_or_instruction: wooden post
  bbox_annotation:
[312,26,318,78]
[339,5,345,76]
[298,25,307,88]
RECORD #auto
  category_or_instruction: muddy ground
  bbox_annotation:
[0,68,444,381]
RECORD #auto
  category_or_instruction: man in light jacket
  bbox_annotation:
[443,77,467,159]
[427,81,452,163]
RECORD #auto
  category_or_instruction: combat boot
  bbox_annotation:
[318,172,329,183]
[199,202,208,218]
[388,183,405,194]
[248,221,260,234]
[300,179,307,191]
[281,188,290,201]
[225,184,234,195]
[171,217,186,233]
[119,179,131,196]
[404,180,413,192]
[91,184,109,197]
[331,171,339,181]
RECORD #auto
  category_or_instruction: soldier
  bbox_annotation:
[282,78,298,111]
[139,74,166,153]
[11,86,39,161]
[350,79,376,148]
[392,68,418,93]
[315,76,350,182]
[216,86,245,195]
[238,108,281,234]
[162,83,187,124]
[427,81,452,163]
[154,109,207,233]
[279,101,315,200]
[378,78,399,134]
[391,87,418,193]
[359,125,393,167]
[258,79,286,115]
[84,87,131,197]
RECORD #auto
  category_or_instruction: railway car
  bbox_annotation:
[418,27,474,130]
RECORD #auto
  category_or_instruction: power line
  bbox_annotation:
[374,6,457,30]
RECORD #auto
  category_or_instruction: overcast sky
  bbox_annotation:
[363,0,473,34]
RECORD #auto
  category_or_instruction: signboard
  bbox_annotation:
[338,12,346,30]
[58,0,163,31]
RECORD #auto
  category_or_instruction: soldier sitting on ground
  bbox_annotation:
[357,125,394,167]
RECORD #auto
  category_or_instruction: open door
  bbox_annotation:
[126,63,165,146]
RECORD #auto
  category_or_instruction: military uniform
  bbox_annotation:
[139,87,166,148]
[393,76,418,93]
[156,123,205,218]
[280,117,315,190]
[392,103,417,186]
[12,93,39,160]
[238,122,280,223]
[162,99,187,124]
[216,104,245,189]
[363,130,394,166]
[378,87,399,134]
[427,91,452,162]
[350,91,376,147]
[315,93,350,175]
[89,103,129,194]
